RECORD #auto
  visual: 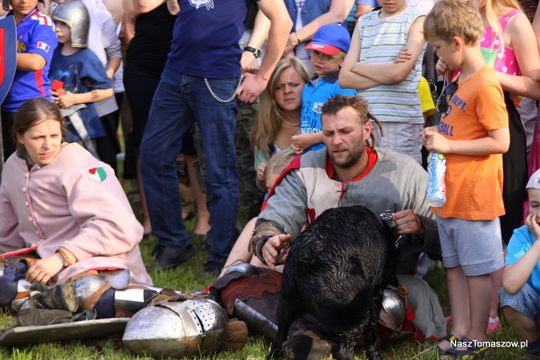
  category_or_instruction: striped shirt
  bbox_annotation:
[357,6,425,124]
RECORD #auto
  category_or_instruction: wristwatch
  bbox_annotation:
[243,46,261,59]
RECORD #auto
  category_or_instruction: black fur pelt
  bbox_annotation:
[269,206,398,360]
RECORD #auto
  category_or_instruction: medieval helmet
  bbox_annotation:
[122,298,229,357]
[52,0,90,48]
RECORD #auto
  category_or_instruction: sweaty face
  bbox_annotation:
[274,67,304,113]
[322,107,372,170]
[17,119,62,166]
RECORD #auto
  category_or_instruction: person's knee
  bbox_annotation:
[503,305,534,329]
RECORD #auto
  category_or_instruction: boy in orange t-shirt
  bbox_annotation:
[422,0,509,357]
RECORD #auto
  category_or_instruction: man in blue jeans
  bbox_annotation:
[140,0,291,275]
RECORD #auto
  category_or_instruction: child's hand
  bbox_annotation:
[436,59,449,76]
[395,47,412,64]
[256,162,267,185]
[423,127,450,153]
[291,133,313,155]
[53,91,76,109]
[525,213,540,240]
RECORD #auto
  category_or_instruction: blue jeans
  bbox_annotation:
[140,67,240,264]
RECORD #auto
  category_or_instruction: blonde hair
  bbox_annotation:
[250,58,312,158]
[481,0,523,56]
[423,0,485,45]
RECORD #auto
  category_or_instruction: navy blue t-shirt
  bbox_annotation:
[166,0,254,78]
[49,47,110,141]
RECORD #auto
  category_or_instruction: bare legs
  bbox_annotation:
[185,154,211,236]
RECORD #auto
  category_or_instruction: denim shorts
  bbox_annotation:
[500,282,540,325]
[436,217,504,276]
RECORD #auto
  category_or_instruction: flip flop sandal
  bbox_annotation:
[452,337,488,359]
[436,334,461,359]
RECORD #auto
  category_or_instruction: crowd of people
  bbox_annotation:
[1,0,540,358]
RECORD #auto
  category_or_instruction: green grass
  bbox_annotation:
[0,185,526,359]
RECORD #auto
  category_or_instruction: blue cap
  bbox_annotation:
[304,23,351,55]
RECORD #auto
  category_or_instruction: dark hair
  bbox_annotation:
[12,98,65,148]
[321,95,384,147]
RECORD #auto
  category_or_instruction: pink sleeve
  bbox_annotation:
[0,185,25,253]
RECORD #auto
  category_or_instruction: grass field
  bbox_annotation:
[0,186,527,359]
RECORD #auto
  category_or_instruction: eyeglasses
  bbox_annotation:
[436,81,458,114]
[311,50,340,62]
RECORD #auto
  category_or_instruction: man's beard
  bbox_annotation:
[331,142,366,169]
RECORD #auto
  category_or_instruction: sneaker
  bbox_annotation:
[152,243,197,271]
[487,316,501,334]
[199,261,223,278]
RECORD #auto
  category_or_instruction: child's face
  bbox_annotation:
[529,188,540,224]
[430,38,461,70]
[310,50,344,78]
[377,0,407,15]
[10,0,38,17]
[54,21,71,45]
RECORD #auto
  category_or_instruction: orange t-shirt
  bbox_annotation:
[432,66,508,220]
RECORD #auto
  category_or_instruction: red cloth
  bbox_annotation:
[218,268,282,315]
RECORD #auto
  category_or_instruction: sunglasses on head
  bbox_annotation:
[436,81,458,114]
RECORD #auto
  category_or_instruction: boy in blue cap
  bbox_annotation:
[291,23,356,154]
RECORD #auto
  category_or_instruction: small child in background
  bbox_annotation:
[501,169,540,360]
[220,149,298,276]
[1,0,58,160]
[340,0,426,163]
[291,24,356,154]
[422,0,509,357]
[49,0,113,155]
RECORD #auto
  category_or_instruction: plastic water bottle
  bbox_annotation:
[426,152,447,207]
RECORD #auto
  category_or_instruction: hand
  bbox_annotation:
[256,162,267,185]
[291,133,312,155]
[393,210,423,235]
[236,73,266,103]
[53,91,76,109]
[436,59,449,76]
[240,52,260,75]
[283,33,299,57]
[525,213,540,240]
[26,254,64,285]
[422,127,451,153]
[166,0,180,15]
[395,47,412,64]
[262,233,292,269]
